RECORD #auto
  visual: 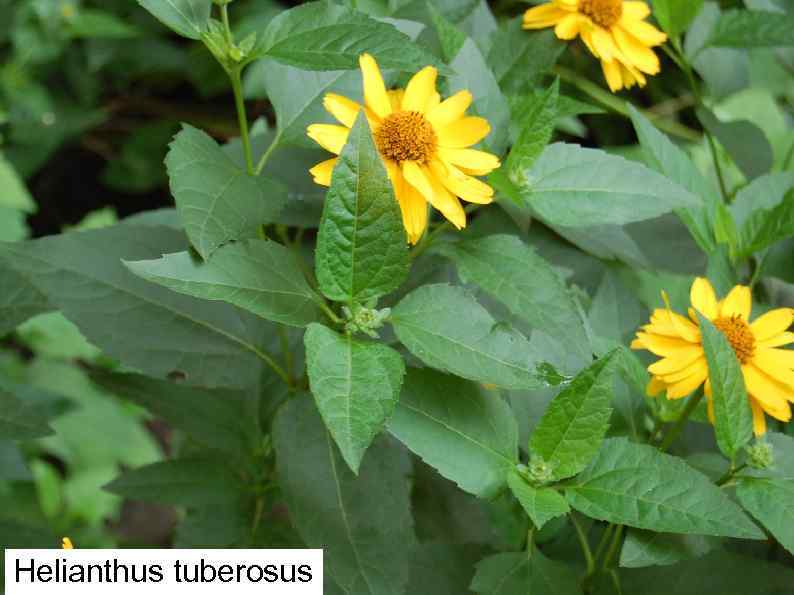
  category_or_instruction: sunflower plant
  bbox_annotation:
[1,0,794,593]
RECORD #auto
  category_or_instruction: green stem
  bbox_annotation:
[716,463,748,487]
[601,525,624,570]
[250,343,291,386]
[319,301,343,325]
[255,131,282,175]
[593,523,615,565]
[220,4,233,45]
[278,325,294,387]
[570,514,595,576]
[659,390,705,452]
[230,67,255,175]
[553,65,700,142]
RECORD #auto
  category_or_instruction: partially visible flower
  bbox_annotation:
[523,0,667,92]
[62,537,74,549]
[307,54,501,244]
[632,277,794,435]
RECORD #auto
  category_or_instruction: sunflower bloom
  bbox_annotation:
[523,0,667,92]
[307,54,501,244]
[632,278,794,436]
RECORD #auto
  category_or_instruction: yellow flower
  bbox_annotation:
[62,537,74,549]
[307,54,501,244]
[523,0,667,92]
[632,277,794,436]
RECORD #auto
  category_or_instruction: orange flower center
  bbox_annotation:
[374,110,437,163]
[578,0,623,27]
[713,315,756,364]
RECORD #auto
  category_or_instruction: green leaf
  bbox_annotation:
[696,313,752,460]
[125,239,321,327]
[438,234,591,370]
[506,471,569,530]
[407,543,487,595]
[0,390,53,440]
[470,551,580,595]
[731,172,794,229]
[566,437,764,539]
[737,189,794,258]
[256,0,446,72]
[696,107,773,181]
[620,529,718,568]
[166,124,286,259]
[627,104,715,252]
[489,18,564,94]
[388,368,518,498]
[391,284,545,390]
[67,9,142,39]
[105,458,243,507]
[427,3,467,62]
[136,0,211,39]
[528,351,618,481]
[273,395,416,595]
[0,152,35,213]
[706,9,794,48]
[448,37,510,155]
[0,226,266,389]
[90,370,260,460]
[316,113,409,303]
[304,323,405,473]
[506,79,559,181]
[652,0,704,39]
[521,143,700,227]
[0,263,50,336]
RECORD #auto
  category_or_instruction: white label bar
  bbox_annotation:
[5,549,323,594]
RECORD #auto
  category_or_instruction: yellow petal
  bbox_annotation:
[633,331,700,357]
[323,93,361,128]
[430,159,494,204]
[752,348,794,388]
[555,13,587,39]
[403,161,466,229]
[402,66,438,112]
[359,53,392,119]
[309,158,338,186]
[647,376,666,397]
[690,277,719,320]
[590,26,621,61]
[665,367,707,399]
[647,346,704,375]
[425,91,441,113]
[750,308,793,341]
[659,357,707,385]
[621,1,650,21]
[388,89,405,113]
[647,308,701,342]
[613,26,661,74]
[743,364,793,415]
[437,117,491,148]
[601,59,623,92]
[750,398,767,436]
[306,124,349,155]
[522,4,569,29]
[438,147,501,173]
[719,285,752,320]
[393,167,427,244]
[759,332,794,348]
[620,17,668,46]
[426,90,473,129]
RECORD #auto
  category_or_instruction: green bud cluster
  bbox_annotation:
[746,440,774,470]
[342,301,391,338]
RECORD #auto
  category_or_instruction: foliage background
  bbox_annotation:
[1,0,793,593]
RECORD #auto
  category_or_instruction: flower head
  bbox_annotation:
[62,537,74,549]
[632,278,794,435]
[523,0,668,92]
[307,54,501,244]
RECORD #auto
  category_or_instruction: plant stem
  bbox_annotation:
[659,390,705,452]
[319,301,343,325]
[230,67,255,175]
[593,523,615,565]
[571,514,595,576]
[716,463,748,487]
[250,343,291,386]
[278,325,294,387]
[552,65,700,142]
[601,524,624,570]
[255,131,282,175]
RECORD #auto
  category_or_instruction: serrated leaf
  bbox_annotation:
[470,551,580,595]
[620,529,718,568]
[706,9,794,48]
[391,284,545,390]
[0,226,266,389]
[652,0,704,38]
[506,79,558,180]
[696,107,773,181]
[125,239,321,327]
[627,104,715,252]
[506,471,569,530]
[388,368,517,498]
[565,437,764,539]
[427,3,466,62]
[0,390,53,440]
[273,396,416,595]
[304,323,405,473]
[438,234,591,369]
[136,0,211,39]
[529,351,618,481]
[105,458,243,507]
[90,370,260,459]
[316,113,409,303]
[737,189,794,258]
[521,143,700,227]
[166,124,286,259]
[0,262,50,336]
[0,152,35,213]
[407,543,487,595]
[696,313,752,460]
[256,0,447,72]
[730,172,794,229]
[489,18,564,94]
